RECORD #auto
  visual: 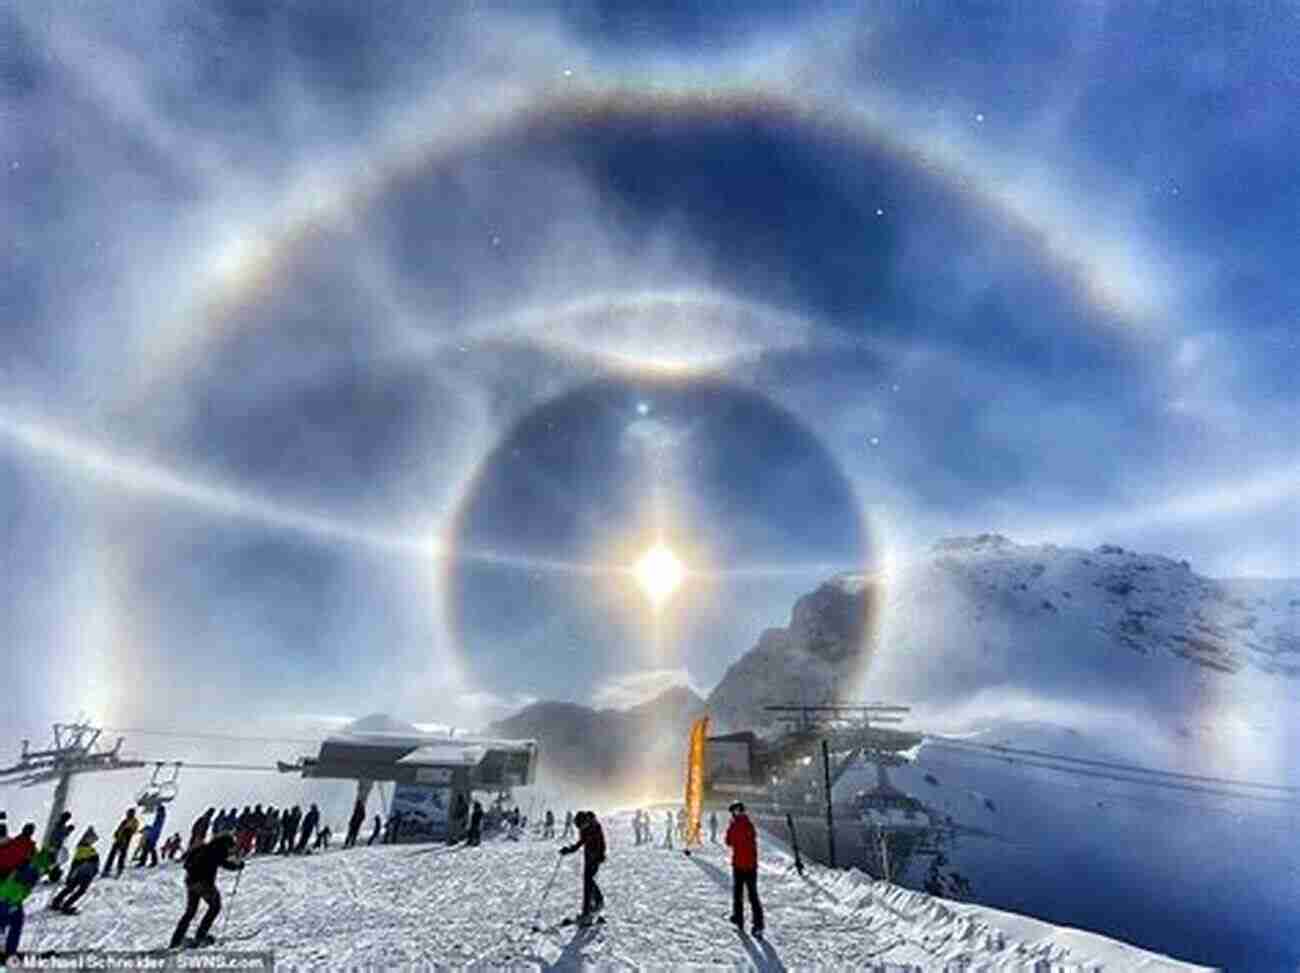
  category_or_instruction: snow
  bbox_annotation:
[326,729,534,753]
[396,744,487,766]
[19,810,1207,970]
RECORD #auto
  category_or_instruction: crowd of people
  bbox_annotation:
[628,806,722,847]
[0,798,766,958]
[0,796,356,959]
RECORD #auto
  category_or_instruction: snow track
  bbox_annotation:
[19,812,1207,969]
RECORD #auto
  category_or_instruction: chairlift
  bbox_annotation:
[137,761,181,811]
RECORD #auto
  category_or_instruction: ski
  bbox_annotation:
[181,924,265,949]
[536,915,606,933]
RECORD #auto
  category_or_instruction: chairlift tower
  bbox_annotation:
[0,722,146,847]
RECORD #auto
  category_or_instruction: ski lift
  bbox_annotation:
[137,762,181,811]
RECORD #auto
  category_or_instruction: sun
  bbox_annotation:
[633,544,685,607]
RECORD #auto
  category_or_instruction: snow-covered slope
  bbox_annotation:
[18,810,1207,971]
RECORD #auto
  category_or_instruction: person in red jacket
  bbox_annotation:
[0,824,37,880]
[559,810,606,925]
[724,802,764,936]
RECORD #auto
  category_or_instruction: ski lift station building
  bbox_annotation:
[279,714,538,843]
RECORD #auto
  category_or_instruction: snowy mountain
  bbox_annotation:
[697,534,1300,969]
[707,533,1300,734]
[15,809,1208,970]
[486,687,706,801]
[705,572,879,735]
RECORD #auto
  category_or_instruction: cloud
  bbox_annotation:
[456,692,539,729]
[591,668,703,710]
[1,0,1295,751]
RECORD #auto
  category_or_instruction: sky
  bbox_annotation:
[1,0,1297,738]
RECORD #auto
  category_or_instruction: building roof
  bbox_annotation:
[396,744,487,767]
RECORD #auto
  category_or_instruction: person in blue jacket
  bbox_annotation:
[137,805,166,868]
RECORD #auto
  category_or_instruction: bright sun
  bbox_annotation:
[633,544,685,607]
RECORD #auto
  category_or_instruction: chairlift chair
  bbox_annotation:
[137,761,181,811]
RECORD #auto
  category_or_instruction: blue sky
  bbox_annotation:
[1,0,1296,734]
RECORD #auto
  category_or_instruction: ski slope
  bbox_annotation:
[19,810,1207,970]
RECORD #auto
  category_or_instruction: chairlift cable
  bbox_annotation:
[921,742,1299,804]
[924,735,1299,793]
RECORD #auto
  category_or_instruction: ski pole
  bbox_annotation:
[220,865,243,939]
[529,854,564,932]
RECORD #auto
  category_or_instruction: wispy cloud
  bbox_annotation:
[591,668,704,710]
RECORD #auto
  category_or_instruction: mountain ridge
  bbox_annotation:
[491,534,1299,765]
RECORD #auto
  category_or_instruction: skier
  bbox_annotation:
[297,804,320,853]
[677,807,687,843]
[0,845,53,961]
[45,810,75,883]
[367,814,381,846]
[709,811,719,843]
[314,825,331,851]
[243,805,262,857]
[189,808,214,851]
[724,801,764,936]
[663,811,674,850]
[345,798,366,849]
[235,806,253,857]
[467,802,484,847]
[50,827,100,914]
[559,811,606,925]
[561,810,574,840]
[162,832,183,861]
[102,809,139,878]
[0,811,7,840]
[384,810,402,845]
[279,806,299,855]
[169,833,244,949]
[137,805,166,868]
[260,807,278,854]
[451,793,469,842]
[0,824,37,881]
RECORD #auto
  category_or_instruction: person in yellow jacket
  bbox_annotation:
[50,828,99,914]
[101,809,139,878]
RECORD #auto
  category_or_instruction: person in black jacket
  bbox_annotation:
[189,809,214,852]
[46,811,75,882]
[296,805,320,854]
[345,799,366,849]
[466,802,484,847]
[559,810,606,925]
[169,833,244,949]
[278,807,299,855]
